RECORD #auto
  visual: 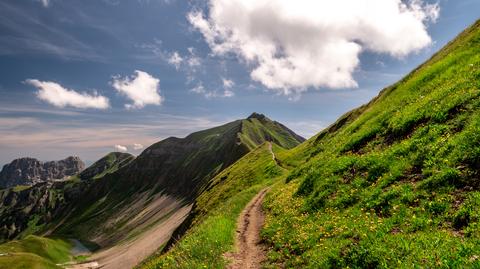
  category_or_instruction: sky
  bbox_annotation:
[0,0,479,166]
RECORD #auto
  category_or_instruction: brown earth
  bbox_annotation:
[225,188,269,269]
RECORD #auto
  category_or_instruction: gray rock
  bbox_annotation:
[0,156,85,188]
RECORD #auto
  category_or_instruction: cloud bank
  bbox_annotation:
[188,0,439,95]
[111,70,163,109]
[26,79,109,109]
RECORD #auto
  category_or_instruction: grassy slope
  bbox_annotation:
[141,143,286,269]
[0,235,72,269]
[239,116,304,151]
[262,20,480,268]
[79,152,135,180]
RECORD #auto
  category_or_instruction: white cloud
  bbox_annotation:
[190,84,206,94]
[133,143,144,150]
[188,0,439,95]
[187,56,201,67]
[115,144,128,152]
[190,83,234,99]
[38,0,50,7]
[111,70,163,109]
[186,48,201,68]
[25,79,109,109]
[168,51,183,70]
[222,89,234,98]
[222,78,234,89]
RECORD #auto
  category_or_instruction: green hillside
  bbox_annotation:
[261,19,480,268]
[0,235,72,269]
[79,152,135,180]
[50,114,302,247]
[141,143,287,269]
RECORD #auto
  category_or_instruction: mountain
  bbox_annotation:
[0,152,132,242]
[144,19,480,268]
[0,156,85,189]
[79,152,134,180]
[0,114,303,269]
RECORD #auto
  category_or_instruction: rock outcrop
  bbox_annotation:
[0,156,85,188]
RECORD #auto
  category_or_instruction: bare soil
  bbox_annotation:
[225,189,269,269]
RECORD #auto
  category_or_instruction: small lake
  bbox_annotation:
[69,239,91,256]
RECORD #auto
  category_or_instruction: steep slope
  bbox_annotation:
[261,19,480,268]
[0,156,85,189]
[49,113,303,248]
[142,143,286,268]
[79,152,134,180]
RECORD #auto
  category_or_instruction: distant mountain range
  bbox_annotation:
[0,156,85,189]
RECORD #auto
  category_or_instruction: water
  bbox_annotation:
[70,239,91,256]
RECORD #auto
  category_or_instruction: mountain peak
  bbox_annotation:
[247,112,268,121]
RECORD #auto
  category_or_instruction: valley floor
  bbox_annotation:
[70,205,192,269]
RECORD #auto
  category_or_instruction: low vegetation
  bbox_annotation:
[262,20,480,268]
[0,235,72,269]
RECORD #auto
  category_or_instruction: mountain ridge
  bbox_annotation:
[0,114,304,269]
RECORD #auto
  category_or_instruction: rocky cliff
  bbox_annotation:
[0,156,85,189]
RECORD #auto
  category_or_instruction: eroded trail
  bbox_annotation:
[225,188,269,269]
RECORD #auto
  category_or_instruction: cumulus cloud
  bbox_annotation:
[111,70,163,109]
[168,51,183,70]
[25,79,109,109]
[190,83,234,99]
[133,143,144,150]
[115,144,128,152]
[188,0,439,95]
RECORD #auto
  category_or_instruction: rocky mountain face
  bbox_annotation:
[0,152,131,242]
[0,156,85,189]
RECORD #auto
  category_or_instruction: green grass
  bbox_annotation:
[0,235,72,269]
[12,185,31,192]
[261,19,480,268]
[141,143,287,269]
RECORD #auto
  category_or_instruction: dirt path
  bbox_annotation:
[225,188,269,269]
[267,142,276,163]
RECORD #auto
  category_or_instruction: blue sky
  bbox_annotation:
[0,0,479,165]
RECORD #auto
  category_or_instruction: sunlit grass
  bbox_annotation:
[262,20,480,268]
